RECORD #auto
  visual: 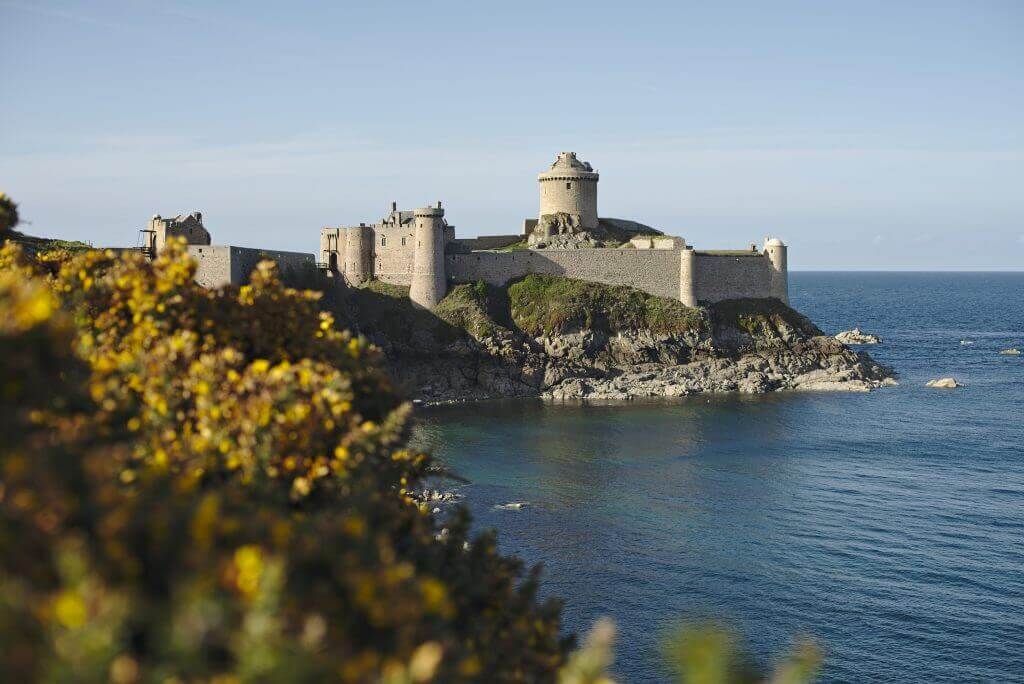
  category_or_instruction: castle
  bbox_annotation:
[318,152,788,308]
[142,152,787,308]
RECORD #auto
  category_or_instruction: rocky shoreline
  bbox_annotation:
[324,277,897,404]
[384,318,895,404]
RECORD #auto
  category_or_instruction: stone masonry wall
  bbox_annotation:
[188,245,234,288]
[373,223,417,286]
[230,247,315,286]
[446,248,777,304]
[539,178,598,229]
[447,248,682,300]
[186,245,315,288]
[693,253,771,303]
[451,235,523,251]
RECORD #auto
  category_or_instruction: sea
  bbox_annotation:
[413,272,1024,683]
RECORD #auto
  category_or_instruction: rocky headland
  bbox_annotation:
[315,273,896,403]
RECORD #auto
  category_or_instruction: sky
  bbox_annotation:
[1,0,1022,269]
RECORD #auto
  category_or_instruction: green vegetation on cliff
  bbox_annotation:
[508,274,706,337]
[709,297,821,337]
[433,281,507,339]
[308,274,817,349]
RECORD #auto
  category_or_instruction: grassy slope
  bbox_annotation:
[507,274,706,336]
[709,298,822,337]
[284,267,818,347]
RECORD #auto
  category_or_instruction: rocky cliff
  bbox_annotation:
[317,274,895,403]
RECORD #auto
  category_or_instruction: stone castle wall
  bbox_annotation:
[188,245,314,288]
[451,235,523,251]
[692,253,772,303]
[373,222,417,286]
[188,246,233,288]
[447,248,683,300]
[446,248,778,304]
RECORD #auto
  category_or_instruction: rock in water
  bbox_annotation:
[925,378,962,388]
[835,327,882,345]
[998,348,1021,355]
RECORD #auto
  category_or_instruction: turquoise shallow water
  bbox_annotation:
[413,273,1024,683]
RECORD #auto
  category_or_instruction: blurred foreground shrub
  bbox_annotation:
[0,192,18,240]
[0,233,822,683]
[0,239,566,682]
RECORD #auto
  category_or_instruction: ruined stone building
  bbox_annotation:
[139,212,314,288]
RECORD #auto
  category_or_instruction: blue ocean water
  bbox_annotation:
[413,273,1024,683]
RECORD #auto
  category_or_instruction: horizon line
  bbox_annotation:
[793,267,1024,273]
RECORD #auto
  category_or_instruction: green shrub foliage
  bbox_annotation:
[0,227,823,683]
[0,239,566,682]
[0,192,18,239]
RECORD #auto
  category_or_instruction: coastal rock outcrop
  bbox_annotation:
[835,328,882,345]
[926,378,962,388]
[327,276,898,404]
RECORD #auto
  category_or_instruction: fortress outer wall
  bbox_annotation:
[447,249,682,300]
[447,248,780,305]
[692,253,773,304]
[188,245,315,288]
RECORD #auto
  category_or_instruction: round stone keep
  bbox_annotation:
[538,151,599,230]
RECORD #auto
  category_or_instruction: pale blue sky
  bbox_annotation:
[2,0,1022,269]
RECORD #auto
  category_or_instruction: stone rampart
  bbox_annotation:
[187,245,315,288]
[450,235,522,251]
[231,247,315,286]
[447,248,682,300]
[693,253,771,303]
[188,246,233,288]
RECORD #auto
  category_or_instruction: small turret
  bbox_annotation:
[763,237,788,304]
[679,246,698,307]
[409,204,447,309]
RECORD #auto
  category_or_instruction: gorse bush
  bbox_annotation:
[0,227,822,683]
[0,239,566,682]
[0,192,18,239]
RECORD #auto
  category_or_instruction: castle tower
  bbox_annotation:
[409,203,447,309]
[148,212,211,254]
[343,223,372,285]
[763,237,789,304]
[538,151,599,230]
[679,246,699,307]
